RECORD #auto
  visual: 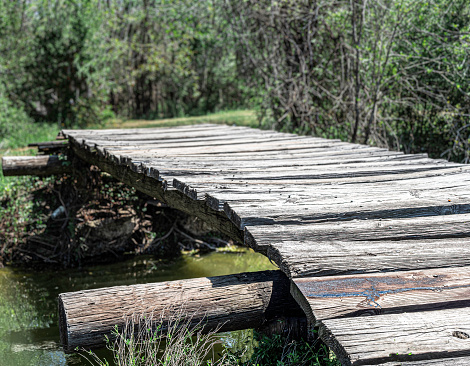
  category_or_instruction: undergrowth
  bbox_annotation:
[80,311,339,366]
[0,161,235,267]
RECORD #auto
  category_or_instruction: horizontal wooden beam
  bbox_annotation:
[1,155,72,176]
[28,140,68,154]
[59,270,304,353]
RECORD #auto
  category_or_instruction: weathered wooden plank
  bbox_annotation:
[131,155,430,177]
[250,213,470,246]
[147,168,467,199]
[380,357,470,365]
[76,134,312,149]
[224,193,470,230]
[104,141,354,158]
[131,148,403,163]
[150,160,450,185]
[59,270,303,352]
[1,155,72,176]
[291,266,470,322]
[246,224,470,277]
[62,123,233,136]
[113,145,390,163]
[206,184,470,213]
[319,307,470,365]
[69,128,273,143]
[145,157,436,176]
[167,169,470,207]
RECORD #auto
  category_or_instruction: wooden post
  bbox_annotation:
[59,270,305,353]
[1,155,72,176]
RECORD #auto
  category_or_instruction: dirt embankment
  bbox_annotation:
[0,159,232,268]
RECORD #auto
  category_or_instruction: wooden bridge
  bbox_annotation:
[5,123,470,365]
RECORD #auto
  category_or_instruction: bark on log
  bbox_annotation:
[1,155,72,176]
[28,140,68,154]
[59,270,304,353]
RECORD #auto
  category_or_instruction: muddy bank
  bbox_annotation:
[0,160,234,268]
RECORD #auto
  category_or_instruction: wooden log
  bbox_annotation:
[1,155,72,176]
[28,140,68,154]
[58,270,304,353]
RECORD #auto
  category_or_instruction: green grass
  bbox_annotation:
[0,122,60,192]
[108,110,258,129]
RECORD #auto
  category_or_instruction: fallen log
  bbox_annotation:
[59,270,304,352]
[28,140,68,154]
[1,155,72,176]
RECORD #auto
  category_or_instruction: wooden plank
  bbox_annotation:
[113,145,389,161]
[131,148,404,163]
[67,128,272,142]
[320,307,470,365]
[246,223,470,277]
[207,185,470,213]
[62,123,233,136]
[146,167,467,197]
[146,156,435,175]
[250,213,470,246]
[77,134,312,149]
[380,357,470,365]
[103,140,353,157]
[131,154,429,174]
[59,270,302,352]
[224,194,470,230]
[291,266,470,322]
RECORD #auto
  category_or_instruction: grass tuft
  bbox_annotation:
[80,307,233,366]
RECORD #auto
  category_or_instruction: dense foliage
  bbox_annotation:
[0,0,247,130]
[226,0,470,161]
[1,0,469,160]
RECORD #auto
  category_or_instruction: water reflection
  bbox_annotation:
[0,249,276,365]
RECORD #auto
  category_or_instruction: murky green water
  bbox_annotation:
[0,249,276,365]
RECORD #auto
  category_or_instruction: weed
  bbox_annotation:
[234,331,340,366]
[79,307,232,366]
[79,310,339,366]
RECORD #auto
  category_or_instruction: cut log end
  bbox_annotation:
[58,294,69,351]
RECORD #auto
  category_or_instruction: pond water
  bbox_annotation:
[0,249,276,365]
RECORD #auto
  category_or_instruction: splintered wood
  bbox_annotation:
[62,124,470,365]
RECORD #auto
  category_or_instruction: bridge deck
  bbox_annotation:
[62,124,470,365]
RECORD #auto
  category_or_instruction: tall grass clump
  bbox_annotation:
[80,306,339,366]
[80,307,232,366]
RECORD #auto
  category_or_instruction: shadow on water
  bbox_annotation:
[0,249,276,365]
